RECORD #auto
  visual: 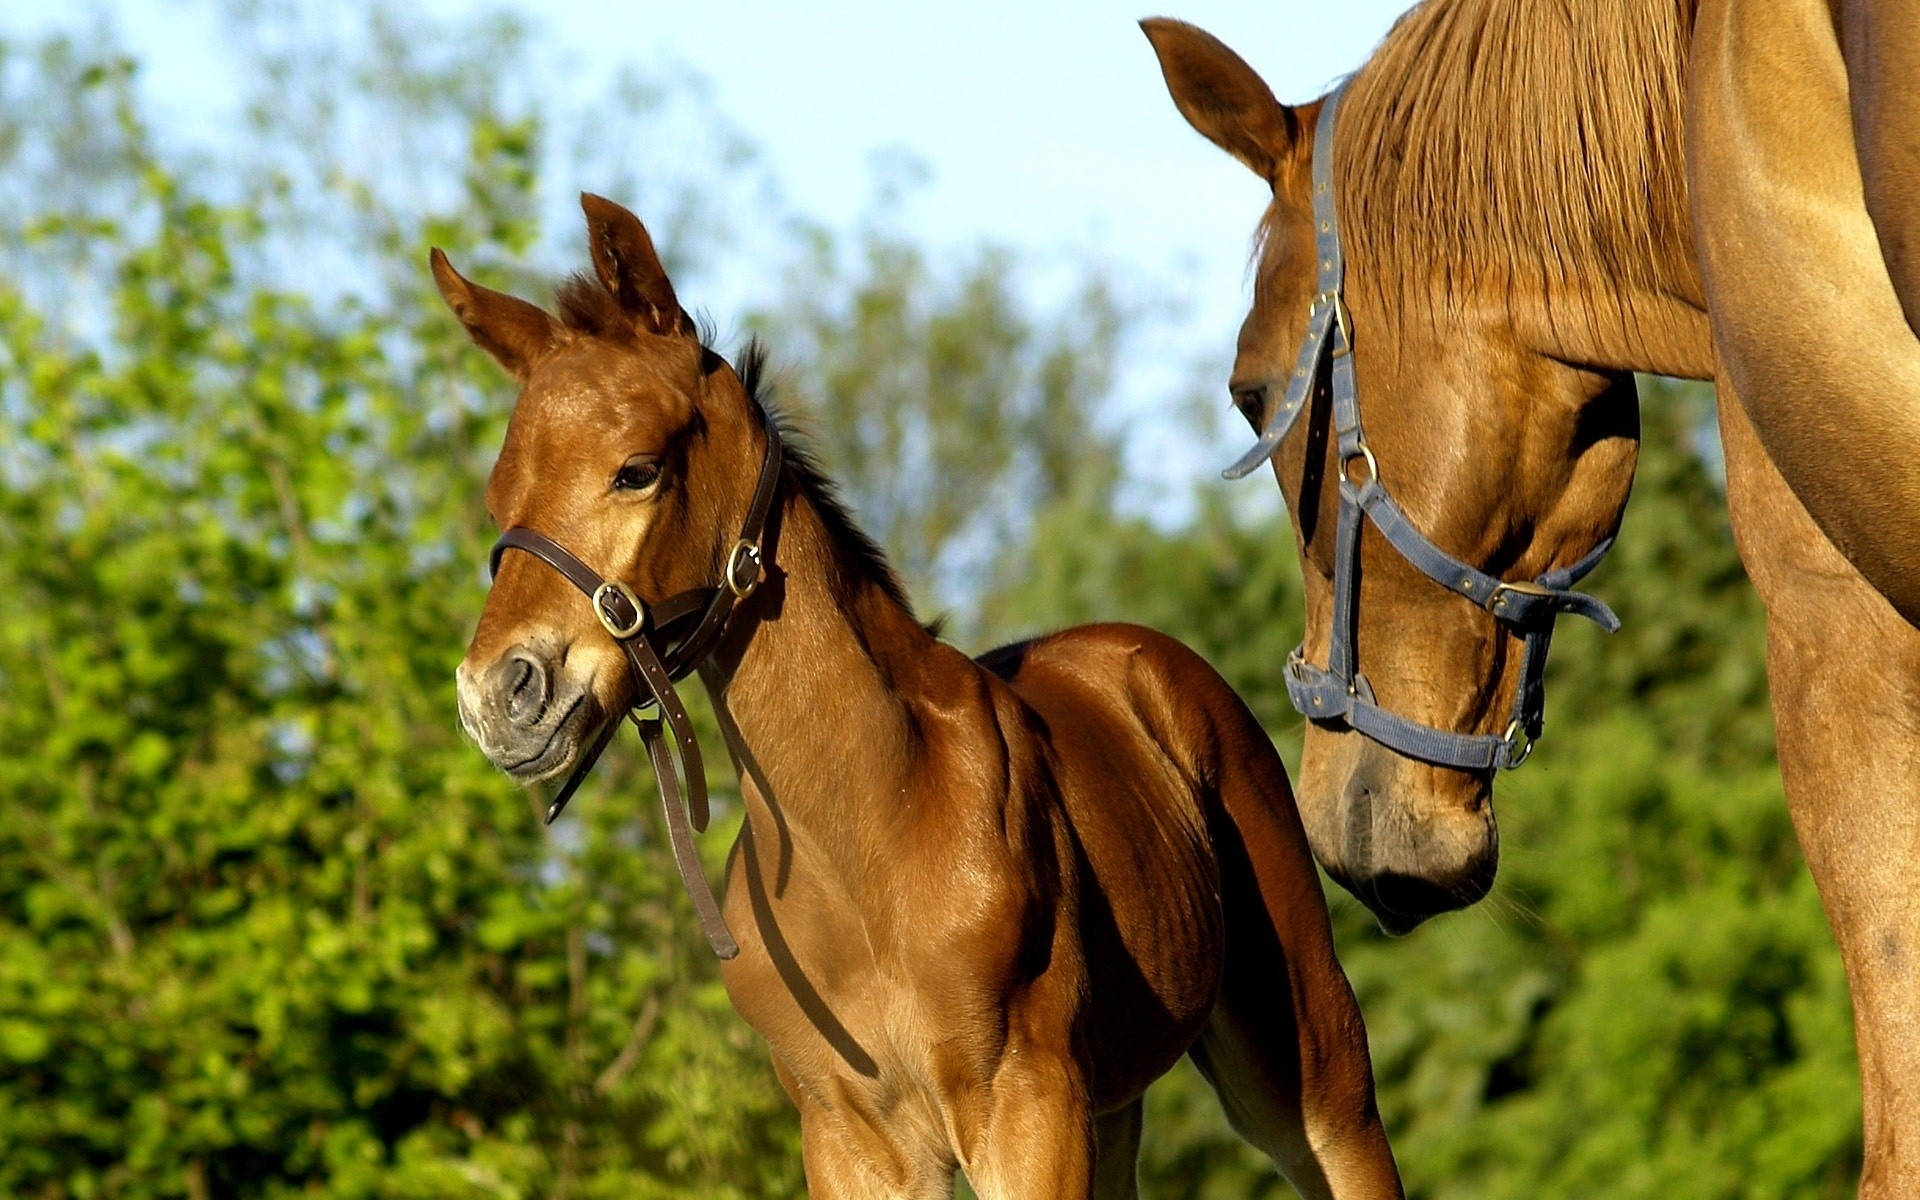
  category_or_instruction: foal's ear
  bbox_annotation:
[429,248,563,381]
[580,192,685,337]
[1140,18,1297,183]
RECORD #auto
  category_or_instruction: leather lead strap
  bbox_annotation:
[485,405,782,959]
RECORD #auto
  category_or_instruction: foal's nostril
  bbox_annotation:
[503,649,550,726]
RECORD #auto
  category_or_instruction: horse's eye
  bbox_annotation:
[612,456,663,492]
[1230,385,1266,419]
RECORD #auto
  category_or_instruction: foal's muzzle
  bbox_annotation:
[456,641,595,780]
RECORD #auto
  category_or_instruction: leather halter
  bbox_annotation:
[488,405,784,959]
[1223,83,1620,772]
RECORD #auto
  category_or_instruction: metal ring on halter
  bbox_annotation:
[1501,718,1535,769]
[1318,291,1353,355]
[591,580,646,639]
[724,539,764,599]
[1340,442,1379,488]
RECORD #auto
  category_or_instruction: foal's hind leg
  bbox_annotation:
[1194,734,1403,1199]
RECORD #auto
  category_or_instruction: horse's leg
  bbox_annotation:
[1090,1098,1144,1200]
[958,1047,1096,1200]
[796,1110,954,1200]
[1720,388,1920,1198]
[780,1062,954,1200]
[1188,723,1403,1200]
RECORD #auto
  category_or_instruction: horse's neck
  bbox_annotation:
[701,490,933,852]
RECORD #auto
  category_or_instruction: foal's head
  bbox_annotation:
[441,195,769,781]
[1145,20,1642,931]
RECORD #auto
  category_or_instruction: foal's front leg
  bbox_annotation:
[796,1099,954,1200]
[959,1048,1098,1200]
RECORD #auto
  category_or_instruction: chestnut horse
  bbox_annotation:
[437,194,1402,1199]
[1144,3,1920,1194]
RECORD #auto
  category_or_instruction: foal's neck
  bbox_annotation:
[700,487,938,845]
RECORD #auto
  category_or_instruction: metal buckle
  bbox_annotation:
[591,580,646,639]
[1488,578,1555,620]
[724,539,763,599]
[1501,718,1535,769]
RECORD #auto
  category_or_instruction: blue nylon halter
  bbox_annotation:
[1224,82,1620,772]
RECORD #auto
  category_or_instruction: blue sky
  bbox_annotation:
[7,0,1419,503]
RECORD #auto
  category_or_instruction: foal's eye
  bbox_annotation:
[612,456,663,492]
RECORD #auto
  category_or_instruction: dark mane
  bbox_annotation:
[730,338,921,621]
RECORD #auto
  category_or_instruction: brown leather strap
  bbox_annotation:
[483,402,781,959]
[638,714,737,958]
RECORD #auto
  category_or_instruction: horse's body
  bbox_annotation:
[1146,1,1920,1192]
[437,196,1402,1199]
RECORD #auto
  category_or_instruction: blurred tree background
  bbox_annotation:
[0,3,1860,1198]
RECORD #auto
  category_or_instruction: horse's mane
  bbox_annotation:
[733,338,924,623]
[1326,0,1695,313]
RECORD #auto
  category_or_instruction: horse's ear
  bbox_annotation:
[429,248,563,381]
[580,192,685,336]
[1140,18,1297,183]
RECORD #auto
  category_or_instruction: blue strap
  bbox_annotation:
[1227,80,1619,772]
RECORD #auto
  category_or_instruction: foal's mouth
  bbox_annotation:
[499,692,591,782]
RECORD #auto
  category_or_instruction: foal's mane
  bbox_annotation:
[1328,0,1694,308]
[733,339,919,619]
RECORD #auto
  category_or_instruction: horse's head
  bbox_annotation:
[1144,20,1638,932]
[438,194,769,783]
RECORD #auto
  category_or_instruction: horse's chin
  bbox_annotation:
[1345,867,1497,936]
[1299,739,1501,933]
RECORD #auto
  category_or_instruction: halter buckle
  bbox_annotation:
[1501,718,1535,769]
[725,539,764,599]
[1488,579,1555,621]
[591,580,647,639]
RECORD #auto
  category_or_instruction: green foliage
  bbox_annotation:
[0,6,1861,1199]
[0,15,796,1198]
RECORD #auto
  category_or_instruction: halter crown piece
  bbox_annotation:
[1224,83,1620,772]
[487,406,785,959]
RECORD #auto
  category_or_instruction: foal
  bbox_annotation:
[440,194,1402,1200]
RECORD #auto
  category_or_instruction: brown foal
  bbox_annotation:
[438,195,1403,1199]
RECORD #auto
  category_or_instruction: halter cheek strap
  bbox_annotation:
[486,406,784,959]
[1226,83,1620,772]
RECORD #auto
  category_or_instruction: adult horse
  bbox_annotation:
[1143,2,1920,1194]
[436,194,1403,1198]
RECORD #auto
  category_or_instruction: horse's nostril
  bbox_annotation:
[504,650,549,726]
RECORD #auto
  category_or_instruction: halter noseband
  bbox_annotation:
[486,405,784,958]
[1225,83,1619,772]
